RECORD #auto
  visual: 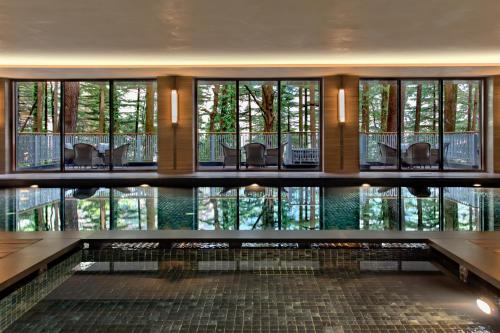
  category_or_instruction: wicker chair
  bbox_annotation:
[73,143,101,168]
[378,143,397,166]
[221,143,238,168]
[265,143,286,166]
[244,143,266,168]
[104,144,130,167]
[404,142,431,168]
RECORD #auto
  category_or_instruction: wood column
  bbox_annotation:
[493,76,500,172]
[0,79,9,173]
[323,75,359,173]
[157,76,194,174]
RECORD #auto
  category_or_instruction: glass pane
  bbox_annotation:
[359,80,398,170]
[280,81,320,170]
[402,187,440,231]
[239,185,279,230]
[401,80,440,170]
[443,80,481,170]
[63,188,110,230]
[196,80,237,170]
[443,187,481,231]
[239,81,278,170]
[64,81,110,171]
[112,81,158,170]
[281,187,320,230]
[112,187,157,230]
[197,187,237,230]
[13,188,61,231]
[15,81,61,171]
[359,186,399,230]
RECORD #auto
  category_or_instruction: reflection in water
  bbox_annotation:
[1,186,498,232]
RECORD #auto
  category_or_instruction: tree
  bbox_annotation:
[64,82,80,133]
[444,83,458,132]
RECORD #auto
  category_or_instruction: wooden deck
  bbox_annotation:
[1,171,500,188]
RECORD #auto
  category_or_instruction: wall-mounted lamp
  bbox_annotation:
[171,89,178,125]
[338,88,345,123]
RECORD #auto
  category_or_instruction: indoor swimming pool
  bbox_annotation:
[1,185,499,232]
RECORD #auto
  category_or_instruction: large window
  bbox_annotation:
[360,79,482,171]
[196,79,321,170]
[14,80,157,171]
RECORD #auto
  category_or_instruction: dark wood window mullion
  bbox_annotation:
[109,80,114,171]
[61,81,66,172]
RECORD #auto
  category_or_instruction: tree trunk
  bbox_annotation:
[298,87,303,132]
[209,85,219,132]
[64,82,80,133]
[135,86,141,134]
[416,199,423,230]
[145,82,154,133]
[35,82,44,132]
[414,84,422,132]
[444,83,458,132]
[99,200,107,230]
[361,83,369,133]
[380,85,389,132]
[261,84,275,132]
[98,83,106,133]
[467,85,473,131]
[387,83,398,132]
[53,82,60,132]
[309,82,316,147]
[432,84,437,132]
[146,198,156,230]
[64,200,79,230]
[248,92,252,133]
[471,86,479,131]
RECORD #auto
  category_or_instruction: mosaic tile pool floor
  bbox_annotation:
[6,260,499,333]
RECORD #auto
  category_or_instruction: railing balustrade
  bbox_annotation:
[198,131,320,165]
[16,133,157,169]
[360,131,480,167]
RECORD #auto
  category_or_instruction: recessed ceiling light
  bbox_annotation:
[473,184,481,187]
[30,184,38,188]
[361,183,370,187]
[140,184,150,187]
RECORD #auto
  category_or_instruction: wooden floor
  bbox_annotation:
[0,230,499,295]
[1,171,500,187]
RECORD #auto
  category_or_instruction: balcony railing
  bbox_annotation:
[197,131,320,166]
[359,131,480,167]
[16,132,157,169]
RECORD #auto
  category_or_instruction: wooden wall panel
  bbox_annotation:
[493,76,500,172]
[157,76,194,174]
[0,80,8,174]
[323,75,359,173]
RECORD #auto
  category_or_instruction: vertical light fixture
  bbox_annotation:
[171,89,178,125]
[338,88,345,123]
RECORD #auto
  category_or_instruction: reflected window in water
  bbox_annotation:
[1,186,497,232]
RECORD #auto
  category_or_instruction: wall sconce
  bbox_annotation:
[338,88,345,123]
[171,89,178,125]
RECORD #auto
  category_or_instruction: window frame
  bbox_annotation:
[359,77,485,172]
[11,78,158,173]
[194,77,323,172]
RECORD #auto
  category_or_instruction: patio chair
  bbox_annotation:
[404,142,431,168]
[221,143,238,168]
[104,144,130,167]
[64,147,75,165]
[265,142,286,166]
[244,143,266,168]
[73,143,102,168]
[378,143,397,166]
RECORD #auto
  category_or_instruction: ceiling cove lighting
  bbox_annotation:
[171,89,178,125]
[338,88,345,123]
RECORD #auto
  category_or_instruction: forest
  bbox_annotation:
[16,81,157,169]
[359,79,481,169]
[196,80,320,167]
